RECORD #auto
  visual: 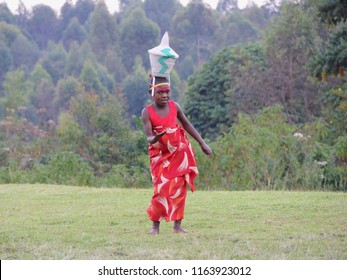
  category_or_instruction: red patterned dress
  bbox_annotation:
[146,100,198,222]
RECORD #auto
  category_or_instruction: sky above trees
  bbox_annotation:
[2,0,267,13]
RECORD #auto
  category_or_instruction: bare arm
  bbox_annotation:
[141,107,166,144]
[175,102,213,156]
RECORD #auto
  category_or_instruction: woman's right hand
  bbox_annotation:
[149,130,166,144]
[153,130,166,141]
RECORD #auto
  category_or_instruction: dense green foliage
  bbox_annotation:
[317,0,347,25]
[186,3,320,136]
[310,0,347,78]
[185,1,346,190]
[0,0,346,191]
[185,44,265,139]
[195,105,345,191]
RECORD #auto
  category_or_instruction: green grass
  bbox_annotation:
[0,184,346,260]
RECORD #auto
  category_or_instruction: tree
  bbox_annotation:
[309,0,347,190]
[217,0,239,14]
[88,1,118,55]
[28,4,58,49]
[69,92,99,134]
[317,0,347,25]
[59,0,76,34]
[122,57,149,121]
[0,3,14,23]
[27,63,56,124]
[15,0,29,30]
[242,3,269,30]
[99,48,127,85]
[309,0,347,79]
[0,70,27,111]
[75,0,96,24]
[119,0,142,14]
[213,11,259,50]
[0,21,21,46]
[261,0,280,19]
[55,76,83,111]
[88,95,132,164]
[57,112,83,151]
[263,2,319,121]
[307,0,347,149]
[42,43,68,84]
[10,34,39,69]
[177,54,195,80]
[310,26,347,79]
[64,93,132,165]
[0,42,12,81]
[62,17,87,49]
[119,7,160,72]
[184,47,235,139]
[79,60,108,97]
[168,70,182,102]
[225,44,268,121]
[143,0,181,32]
[29,63,52,86]
[319,83,347,143]
[173,0,216,66]
[184,44,265,139]
[96,64,116,94]
[65,41,94,77]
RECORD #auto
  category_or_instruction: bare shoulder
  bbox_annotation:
[174,102,183,113]
[141,107,149,120]
[174,102,189,123]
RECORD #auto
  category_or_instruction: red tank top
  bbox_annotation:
[146,100,177,133]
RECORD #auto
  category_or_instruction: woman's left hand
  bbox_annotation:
[200,142,213,157]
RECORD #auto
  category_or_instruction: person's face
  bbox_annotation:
[153,85,170,105]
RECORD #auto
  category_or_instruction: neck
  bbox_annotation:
[154,102,168,109]
[153,102,169,109]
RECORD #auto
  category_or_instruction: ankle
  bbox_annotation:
[149,221,160,235]
[173,219,182,229]
[173,220,188,233]
[152,221,160,228]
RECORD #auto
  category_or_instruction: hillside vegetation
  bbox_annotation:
[0,1,346,191]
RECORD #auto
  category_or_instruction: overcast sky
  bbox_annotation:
[2,0,267,14]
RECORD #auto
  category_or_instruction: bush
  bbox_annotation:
[194,105,340,191]
[33,151,95,186]
[94,162,151,189]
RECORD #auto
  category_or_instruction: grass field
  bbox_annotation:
[0,184,346,260]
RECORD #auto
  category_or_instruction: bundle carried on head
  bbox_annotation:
[148,32,179,95]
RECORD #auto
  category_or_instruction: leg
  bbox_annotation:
[173,219,188,233]
[148,221,160,235]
